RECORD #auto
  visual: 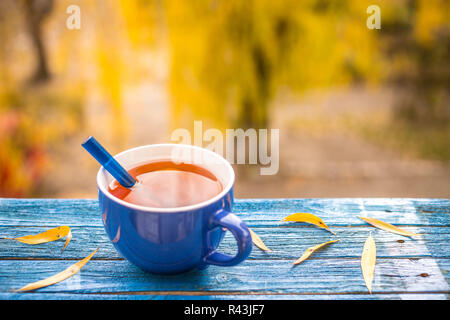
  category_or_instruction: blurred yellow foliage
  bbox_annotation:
[0,0,448,196]
[414,0,449,45]
[164,0,383,129]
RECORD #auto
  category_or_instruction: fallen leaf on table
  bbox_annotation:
[281,213,336,235]
[249,228,272,252]
[2,226,72,252]
[361,233,376,294]
[61,230,72,253]
[293,239,339,265]
[14,247,100,292]
[359,216,420,237]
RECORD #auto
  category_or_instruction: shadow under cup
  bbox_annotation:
[97,144,252,274]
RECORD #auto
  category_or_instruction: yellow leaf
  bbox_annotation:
[249,228,272,252]
[281,213,336,235]
[361,233,376,294]
[359,216,420,237]
[293,239,339,265]
[14,247,100,292]
[3,226,72,252]
[61,230,72,253]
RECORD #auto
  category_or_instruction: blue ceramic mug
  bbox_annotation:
[96,144,252,274]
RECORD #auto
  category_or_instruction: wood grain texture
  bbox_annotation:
[0,198,448,300]
[0,292,447,300]
[1,198,449,227]
[2,226,448,260]
[1,259,448,293]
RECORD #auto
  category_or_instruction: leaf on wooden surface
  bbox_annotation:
[359,216,420,237]
[281,213,336,235]
[361,233,376,294]
[14,247,100,292]
[61,230,72,253]
[249,228,272,252]
[293,239,340,265]
[2,226,72,252]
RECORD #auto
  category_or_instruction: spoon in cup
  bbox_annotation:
[82,136,167,207]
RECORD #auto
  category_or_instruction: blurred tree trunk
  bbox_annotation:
[23,0,53,84]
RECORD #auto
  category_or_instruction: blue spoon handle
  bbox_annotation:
[82,136,136,188]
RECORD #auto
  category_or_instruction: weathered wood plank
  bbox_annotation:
[0,198,448,300]
[234,198,450,227]
[0,199,100,227]
[0,199,448,227]
[0,226,448,259]
[0,292,447,300]
[0,259,448,295]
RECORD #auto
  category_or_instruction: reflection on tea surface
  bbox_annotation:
[108,160,223,208]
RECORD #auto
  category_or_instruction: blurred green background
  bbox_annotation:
[0,0,449,198]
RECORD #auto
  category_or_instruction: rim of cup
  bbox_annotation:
[97,143,235,213]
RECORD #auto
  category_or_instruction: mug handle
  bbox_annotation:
[205,209,252,266]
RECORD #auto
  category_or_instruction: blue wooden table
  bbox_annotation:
[0,198,448,300]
